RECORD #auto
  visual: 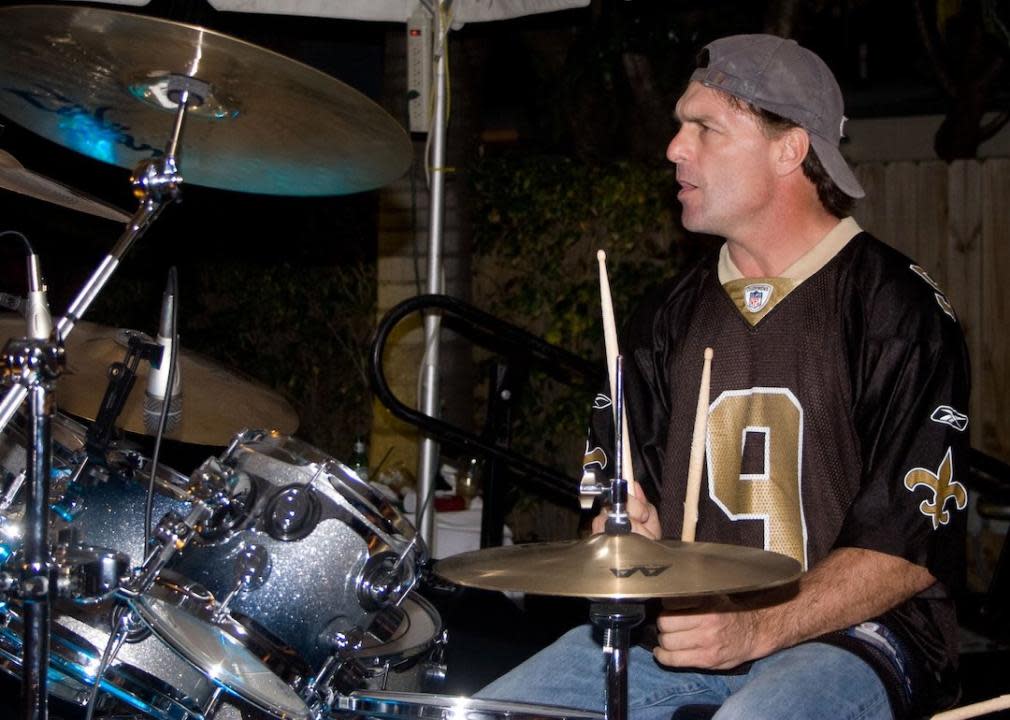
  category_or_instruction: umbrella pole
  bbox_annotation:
[416,0,448,547]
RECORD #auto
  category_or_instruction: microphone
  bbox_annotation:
[24,252,52,340]
[143,270,182,435]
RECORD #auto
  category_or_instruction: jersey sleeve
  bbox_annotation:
[834,275,970,591]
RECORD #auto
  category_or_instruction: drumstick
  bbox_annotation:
[681,347,713,542]
[597,250,636,495]
[931,694,1010,719]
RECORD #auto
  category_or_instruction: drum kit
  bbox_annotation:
[0,5,801,720]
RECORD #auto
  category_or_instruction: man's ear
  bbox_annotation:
[776,127,809,177]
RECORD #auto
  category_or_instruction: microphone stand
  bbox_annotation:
[0,83,196,720]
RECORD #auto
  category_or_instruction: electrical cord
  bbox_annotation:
[143,266,179,553]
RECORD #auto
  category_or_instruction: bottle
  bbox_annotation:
[457,457,482,508]
[350,436,369,482]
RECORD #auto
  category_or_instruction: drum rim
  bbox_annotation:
[340,690,606,720]
[358,593,442,665]
[131,591,312,720]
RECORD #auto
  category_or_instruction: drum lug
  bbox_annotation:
[211,542,271,623]
[421,629,449,690]
[187,457,255,538]
[357,553,413,611]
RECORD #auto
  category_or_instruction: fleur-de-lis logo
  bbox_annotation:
[903,447,967,529]
[583,445,607,470]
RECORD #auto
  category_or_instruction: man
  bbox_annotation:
[477,34,970,720]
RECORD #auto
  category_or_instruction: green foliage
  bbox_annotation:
[470,151,688,476]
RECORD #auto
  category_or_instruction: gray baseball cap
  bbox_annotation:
[691,34,864,199]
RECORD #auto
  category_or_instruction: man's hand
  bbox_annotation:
[651,548,937,671]
[653,597,766,670]
[590,479,662,539]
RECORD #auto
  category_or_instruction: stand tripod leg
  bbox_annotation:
[591,602,645,720]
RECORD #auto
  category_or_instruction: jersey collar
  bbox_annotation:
[718,217,862,325]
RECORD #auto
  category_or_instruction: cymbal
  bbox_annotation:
[0,5,411,196]
[0,316,298,445]
[435,533,802,600]
[0,149,131,222]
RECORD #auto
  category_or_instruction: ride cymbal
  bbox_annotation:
[0,149,131,222]
[0,5,411,196]
[435,533,802,600]
[0,316,298,445]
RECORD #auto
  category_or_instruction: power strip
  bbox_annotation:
[407,5,432,134]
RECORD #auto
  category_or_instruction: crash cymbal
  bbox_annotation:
[0,315,298,445]
[435,533,802,600]
[0,149,131,222]
[0,5,411,196]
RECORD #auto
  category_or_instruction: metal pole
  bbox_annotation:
[22,384,52,720]
[415,0,448,547]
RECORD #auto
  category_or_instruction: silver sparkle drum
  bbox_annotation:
[334,691,605,720]
[167,429,427,681]
[49,449,195,563]
[0,413,265,718]
[129,574,312,720]
[0,584,220,720]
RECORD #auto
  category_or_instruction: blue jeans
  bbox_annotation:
[475,625,893,720]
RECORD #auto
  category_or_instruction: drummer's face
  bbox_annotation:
[666,83,779,240]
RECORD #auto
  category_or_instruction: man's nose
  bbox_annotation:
[666,132,685,164]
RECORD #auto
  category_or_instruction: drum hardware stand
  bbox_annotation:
[301,628,366,716]
[594,356,644,720]
[0,86,199,720]
[86,333,164,462]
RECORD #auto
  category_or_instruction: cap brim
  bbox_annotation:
[809,134,864,199]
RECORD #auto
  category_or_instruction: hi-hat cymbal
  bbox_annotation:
[0,315,298,445]
[435,533,802,600]
[0,5,411,196]
[0,149,131,222]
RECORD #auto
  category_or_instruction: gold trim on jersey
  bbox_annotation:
[718,217,862,326]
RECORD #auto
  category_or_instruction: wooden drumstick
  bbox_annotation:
[931,695,1010,719]
[597,249,636,495]
[681,347,713,542]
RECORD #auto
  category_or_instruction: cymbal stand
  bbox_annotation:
[593,355,645,720]
[0,85,198,720]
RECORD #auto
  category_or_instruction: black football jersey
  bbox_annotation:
[584,230,970,711]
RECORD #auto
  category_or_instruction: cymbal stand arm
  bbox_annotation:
[605,355,631,535]
[56,88,193,345]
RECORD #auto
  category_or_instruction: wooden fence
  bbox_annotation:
[854,159,1009,463]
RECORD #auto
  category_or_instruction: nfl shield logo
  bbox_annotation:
[744,283,773,313]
